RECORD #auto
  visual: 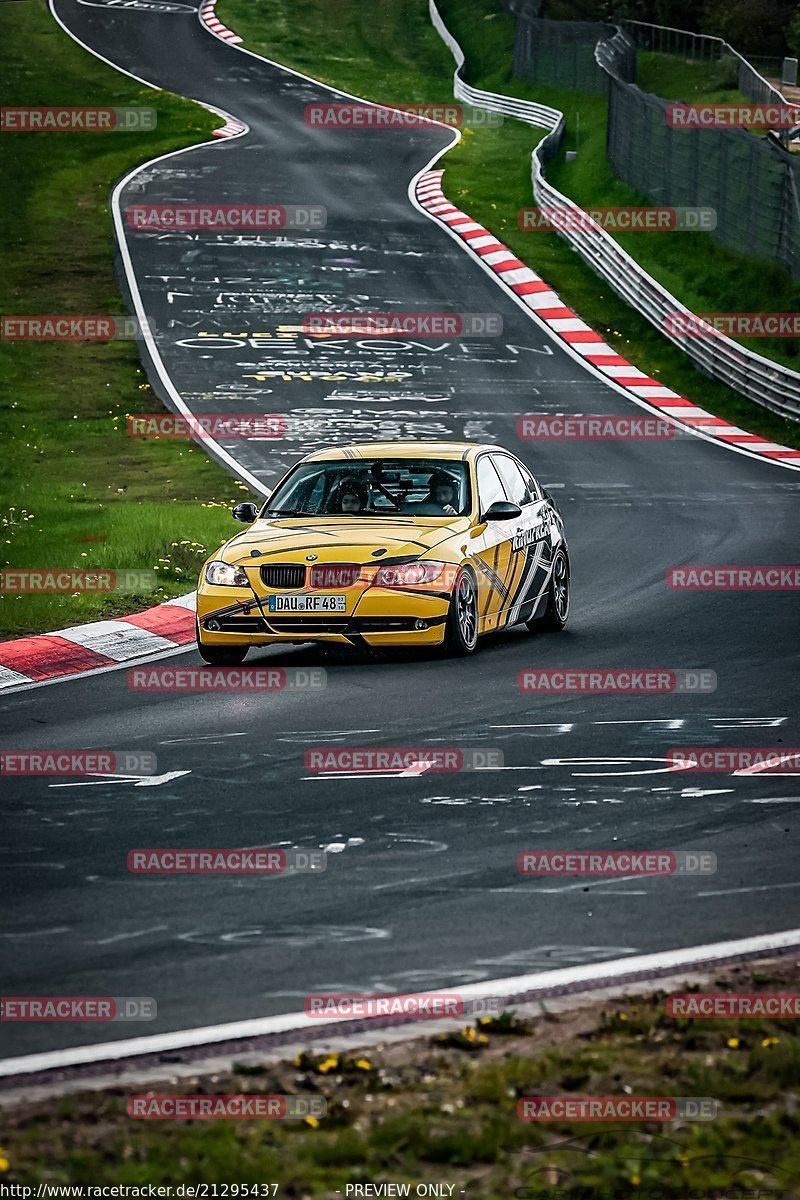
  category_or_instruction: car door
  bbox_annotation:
[491,453,553,628]
[469,453,519,628]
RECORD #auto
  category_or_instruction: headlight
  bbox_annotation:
[204,560,249,587]
[374,561,448,588]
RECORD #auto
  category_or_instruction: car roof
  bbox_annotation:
[302,441,492,463]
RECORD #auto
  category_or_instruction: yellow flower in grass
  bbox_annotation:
[354,1058,372,1071]
[304,1116,320,1128]
[761,1037,780,1047]
[0,1150,9,1172]
[317,1055,339,1074]
[727,1037,740,1048]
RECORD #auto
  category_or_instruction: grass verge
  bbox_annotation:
[218,0,800,450]
[0,1,250,640]
[2,959,799,1190]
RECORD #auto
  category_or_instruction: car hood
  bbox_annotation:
[219,516,472,566]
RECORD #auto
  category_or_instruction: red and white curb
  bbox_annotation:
[416,170,800,468]
[197,3,247,136]
[198,0,242,46]
[199,99,247,139]
[0,593,196,693]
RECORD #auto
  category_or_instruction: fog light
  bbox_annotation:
[414,619,428,630]
[206,619,221,632]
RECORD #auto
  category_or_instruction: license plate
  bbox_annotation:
[267,594,347,613]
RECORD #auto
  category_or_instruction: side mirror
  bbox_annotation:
[482,500,522,521]
[232,502,258,523]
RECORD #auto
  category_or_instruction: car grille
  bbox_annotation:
[260,564,306,589]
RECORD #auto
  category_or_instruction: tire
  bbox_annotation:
[527,548,570,632]
[442,567,479,656]
[196,621,249,665]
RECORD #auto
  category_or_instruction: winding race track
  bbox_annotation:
[1,0,799,1063]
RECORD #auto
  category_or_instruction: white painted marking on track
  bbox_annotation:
[49,770,191,788]
[681,788,734,796]
[746,797,800,803]
[697,882,800,897]
[1,927,798,1077]
[399,760,436,776]
[95,925,169,946]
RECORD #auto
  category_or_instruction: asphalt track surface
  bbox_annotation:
[1,0,799,1060]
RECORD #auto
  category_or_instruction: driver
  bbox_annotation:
[427,471,458,516]
[330,479,369,514]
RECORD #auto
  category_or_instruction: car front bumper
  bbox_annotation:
[196,585,450,647]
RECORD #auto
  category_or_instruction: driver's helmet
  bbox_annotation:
[331,478,369,511]
[428,470,457,502]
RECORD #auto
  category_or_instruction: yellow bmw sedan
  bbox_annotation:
[196,441,570,661]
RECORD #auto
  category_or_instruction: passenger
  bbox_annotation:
[427,471,458,515]
[331,480,369,514]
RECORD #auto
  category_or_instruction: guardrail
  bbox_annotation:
[428,0,800,421]
[429,0,562,131]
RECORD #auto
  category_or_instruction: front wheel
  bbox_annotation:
[442,568,479,656]
[527,548,570,632]
[196,621,249,665]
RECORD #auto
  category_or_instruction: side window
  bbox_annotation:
[492,455,530,507]
[518,461,541,503]
[476,456,506,513]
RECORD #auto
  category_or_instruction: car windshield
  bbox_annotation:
[263,458,472,518]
